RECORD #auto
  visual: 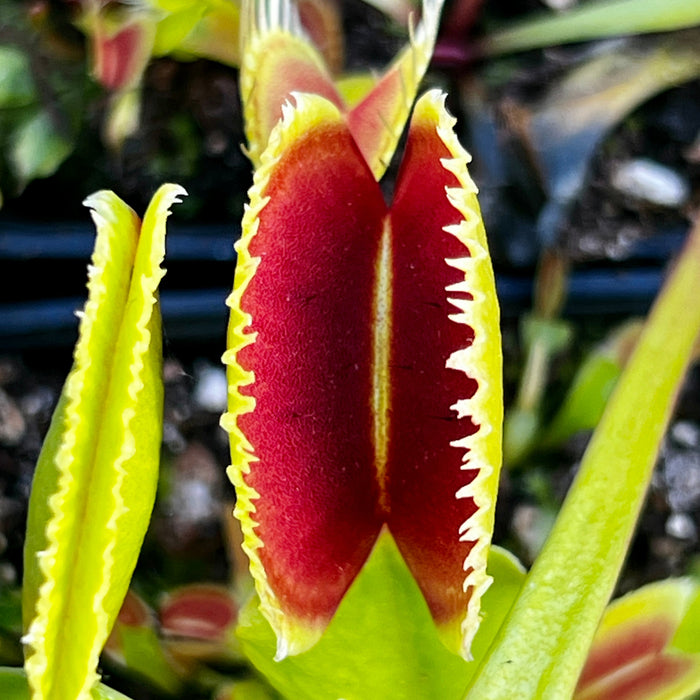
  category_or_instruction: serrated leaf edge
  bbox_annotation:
[23,184,185,699]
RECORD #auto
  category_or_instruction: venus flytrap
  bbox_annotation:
[223,1,700,698]
[102,590,184,696]
[221,0,501,692]
[222,86,504,681]
[0,667,134,700]
[74,0,242,146]
[78,0,247,92]
[574,578,700,700]
[223,0,504,665]
[20,184,185,700]
[2,2,700,698]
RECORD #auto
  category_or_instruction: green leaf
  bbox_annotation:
[112,625,182,695]
[464,217,700,699]
[22,184,185,700]
[216,678,284,700]
[152,6,208,57]
[503,315,572,466]
[0,667,28,700]
[0,588,22,637]
[0,588,22,666]
[483,0,700,56]
[0,47,36,108]
[671,582,700,655]
[541,320,644,449]
[237,534,524,700]
[9,110,73,187]
[0,667,133,700]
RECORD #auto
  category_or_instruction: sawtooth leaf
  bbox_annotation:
[22,184,185,700]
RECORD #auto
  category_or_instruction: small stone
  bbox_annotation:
[0,388,26,446]
[193,363,228,413]
[164,361,193,425]
[163,422,187,454]
[649,535,685,571]
[157,442,224,554]
[611,158,690,208]
[163,358,186,382]
[0,358,20,387]
[0,561,16,586]
[684,130,700,164]
[671,420,700,449]
[20,386,56,419]
[663,446,700,512]
[511,504,556,562]
[666,512,697,541]
[171,479,215,524]
[541,0,578,9]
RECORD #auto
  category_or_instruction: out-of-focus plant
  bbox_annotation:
[0,2,90,206]
[538,318,645,452]
[499,29,700,250]
[477,0,700,58]
[503,249,572,467]
[70,0,243,147]
[70,0,347,148]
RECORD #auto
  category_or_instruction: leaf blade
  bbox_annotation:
[22,184,185,700]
